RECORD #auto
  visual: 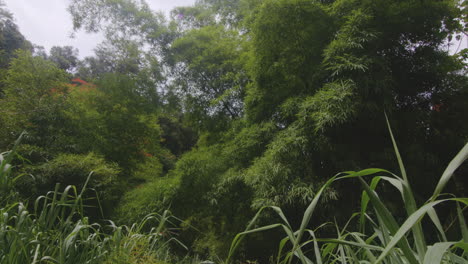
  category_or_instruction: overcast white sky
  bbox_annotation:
[3,0,195,58]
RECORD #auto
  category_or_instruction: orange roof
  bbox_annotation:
[71,78,90,85]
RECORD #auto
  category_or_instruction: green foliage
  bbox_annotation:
[132,156,164,182]
[165,122,280,257]
[221,121,277,168]
[48,46,79,72]
[245,0,333,123]
[169,4,216,31]
[0,133,24,205]
[0,3,32,70]
[159,115,197,157]
[298,80,358,132]
[171,145,228,212]
[244,124,338,209]
[69,0,166,38]
[0,0,466,262]
[40,152,117,187]
[0,141,185,264]
[18,152,119,199]
[62,74,162,171]
[2,50,69,103]
[169,25,248,130]
[114,175,179,225]
[0,50,69,149]
[228,135,468,264]
[113,156,176,224]
[171,121,277,214]
[238,0,468,219]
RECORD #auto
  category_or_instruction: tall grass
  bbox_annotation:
[0,137,185,264]
[228,119,468,264]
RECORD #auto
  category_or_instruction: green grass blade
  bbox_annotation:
[457,204,468,243]
[358,177,419,264]
[307,229,322,264]
[348,232,379,262]
[360,176,382,233]
[374,199,468,263]
[321,241,337,261]
[386,114,427,259]
[423,242,457,264]
[290,173,345,264]
[277,236,291,264]
[385,114,408,183]
[427,207,448,241]
[432,143,468,200]
[453,242,468,251]
[227,206,284,263]
[304,237,383,251]
[271,206,294,231]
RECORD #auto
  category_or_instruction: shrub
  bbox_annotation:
[16,152,119,209]
[132,156,164,182]
[1,142,185,264]
[114,176,180,225]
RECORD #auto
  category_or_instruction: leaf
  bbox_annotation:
[306,230,322,264]
[386,114,426,259]
[457,204,468,243]
[358,177,418,264]
[423,242,457,264]
[375,199,468,264]
[432,143,468,200]
[427,207,447,242]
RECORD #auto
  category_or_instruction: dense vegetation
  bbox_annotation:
[0,0,467,263]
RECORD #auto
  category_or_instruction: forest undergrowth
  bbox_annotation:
[1,123,467,263]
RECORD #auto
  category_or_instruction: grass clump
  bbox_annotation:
[0,137,185,264]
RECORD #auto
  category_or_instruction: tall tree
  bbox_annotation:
[0,1,31,69]
[168,25,247,130]
[0,1,32,96]
[48,46,79,72]
[61,73,162,171]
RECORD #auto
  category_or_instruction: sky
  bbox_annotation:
[3,0,195,58]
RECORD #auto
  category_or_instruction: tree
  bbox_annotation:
[68,0,170,52]
[62,73,162,171]
[0,1,32,69]
[242,0,468,200]
[168,25,248,131]
[169,4,216,33]
[0,50,69,149]
[70,0,167,108]
[0,1,32,96]
[49,46,79,72]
